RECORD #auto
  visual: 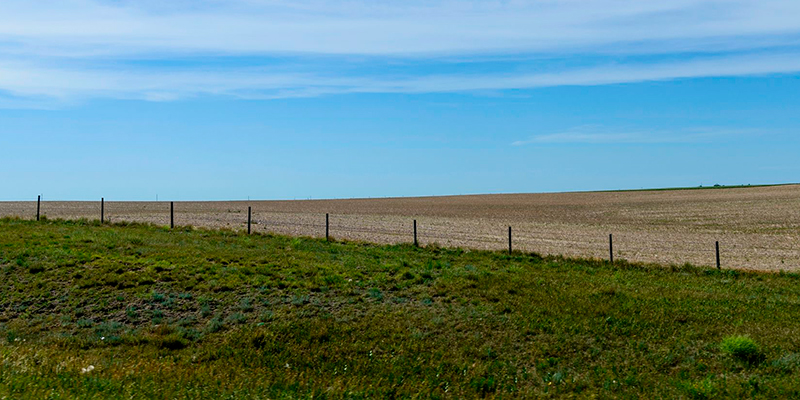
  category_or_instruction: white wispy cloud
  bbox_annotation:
[2,51,799,101]
[0,0,799,105]
[2,0,799,56]
[512,125,759,146]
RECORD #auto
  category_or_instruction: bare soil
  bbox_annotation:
[3,185,799,271]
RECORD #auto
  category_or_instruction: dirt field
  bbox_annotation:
[3,185,799,271]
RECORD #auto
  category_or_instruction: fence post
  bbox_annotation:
[101,197,104,224]
[609,234,614,264]
[170,202,174,229]
[508,226,512,254]
[325,213,329,241]
[413,219,418,247]
[716,241,720,269]
[36,195,41,221]
[247,206,252,235]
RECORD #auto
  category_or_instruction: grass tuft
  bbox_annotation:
[720,335,762,364]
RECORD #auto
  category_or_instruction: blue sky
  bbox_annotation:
[1,0,799,201]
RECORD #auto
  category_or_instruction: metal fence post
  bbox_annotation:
[36,195,41,221]
[508,226,512,254]
[247,206,252,235]
[413,219,418,247]
[716,241,721,269]
[326,213,329,241]
[609,234,614,263]
[170,201,174,229]
[101,197,104,224]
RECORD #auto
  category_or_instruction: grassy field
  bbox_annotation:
[2,218,800,398]
[2,184,799,271]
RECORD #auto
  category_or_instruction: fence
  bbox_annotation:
[2,197,799,271]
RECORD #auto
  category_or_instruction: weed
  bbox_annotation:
[720,335,762,364]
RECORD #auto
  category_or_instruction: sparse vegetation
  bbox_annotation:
[1,217,800,398]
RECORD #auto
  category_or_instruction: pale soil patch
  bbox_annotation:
[3,185,799,271]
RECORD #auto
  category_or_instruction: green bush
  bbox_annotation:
[720,335,762,363]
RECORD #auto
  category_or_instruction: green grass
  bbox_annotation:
[1,218,800,398]
[720,335,763,364]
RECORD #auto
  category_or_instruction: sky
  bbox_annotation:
[1,0,799,201]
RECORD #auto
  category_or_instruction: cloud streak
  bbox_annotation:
[2,0,799,56]
[512,126,759,145]
[0,0,799,105]
[2,51,799,101]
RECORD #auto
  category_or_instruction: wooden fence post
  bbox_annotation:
[609,234,614,264]
[101,198,104,224]
[508,226,512,254]
[247,206,252,235]
[413,219,418,247]
[326,213,329,241]
[36,195,41,221]
[716,241,720,269]
[170,202,174,229]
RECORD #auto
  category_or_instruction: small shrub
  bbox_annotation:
[720,335,762,363]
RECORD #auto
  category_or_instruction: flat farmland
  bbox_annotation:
[3,184,799,271]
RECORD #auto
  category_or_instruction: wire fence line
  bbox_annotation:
[1,199,798,272]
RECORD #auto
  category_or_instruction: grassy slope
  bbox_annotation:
[1,218,800,399]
